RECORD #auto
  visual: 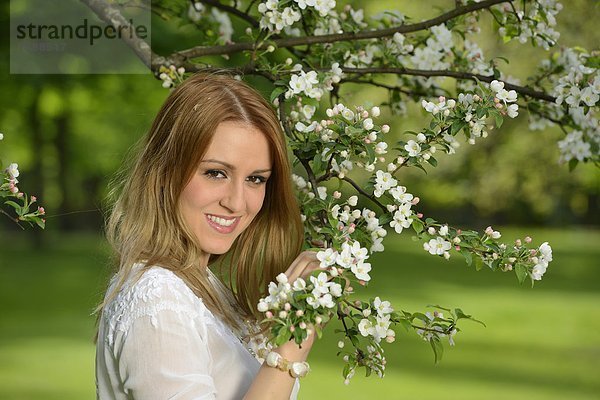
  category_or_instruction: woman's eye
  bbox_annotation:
[247,175,267,185]
[204,169,226,179]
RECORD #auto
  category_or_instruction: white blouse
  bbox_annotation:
[95,264,299,399]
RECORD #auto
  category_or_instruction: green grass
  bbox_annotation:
[0,228,598,399]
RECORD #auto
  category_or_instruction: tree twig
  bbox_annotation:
[170,0,509,60]
[341,67,556,102]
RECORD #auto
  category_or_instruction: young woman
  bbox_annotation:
[95,73,320,399]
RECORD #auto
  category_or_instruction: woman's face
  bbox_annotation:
[179,121,272,263]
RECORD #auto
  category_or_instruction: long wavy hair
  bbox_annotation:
[99,72,304,330]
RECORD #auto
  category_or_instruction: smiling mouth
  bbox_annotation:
[206,214,240,233]
[207,214,236,226]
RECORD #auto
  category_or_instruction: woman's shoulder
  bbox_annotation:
[102,264,208,344]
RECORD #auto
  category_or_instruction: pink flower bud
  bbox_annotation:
[417,212,423,218]
[525,236,532,243]
[17,192,23,198]
[289,325,295,332]
[296,310,304,317]
[347,226,355,234]
[515,239,522,246]
[438,96,446,103]
[333,191,341,199]
[38,207,45,215]
[265,311,273,319]
[31,196,37,202]
[364,138,371,144]
[455,245,461,251]
[284,303,291,311]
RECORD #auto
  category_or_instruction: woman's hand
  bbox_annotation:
[284,250,321,283]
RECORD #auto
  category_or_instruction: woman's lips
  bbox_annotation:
[205,214,240,234]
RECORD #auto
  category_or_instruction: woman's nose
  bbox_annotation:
[219,180,245,212]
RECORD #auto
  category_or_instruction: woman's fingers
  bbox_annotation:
[285,251,321,283]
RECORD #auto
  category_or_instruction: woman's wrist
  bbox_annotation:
[258,348,311,378]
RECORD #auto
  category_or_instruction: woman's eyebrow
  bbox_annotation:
[200,159,272,174]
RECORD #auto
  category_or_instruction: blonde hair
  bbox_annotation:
[100,73,304,330]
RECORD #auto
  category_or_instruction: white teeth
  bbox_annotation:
[207,215,236,227]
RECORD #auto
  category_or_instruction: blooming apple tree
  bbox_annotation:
[84,0,595,382]
[0,132,45,229]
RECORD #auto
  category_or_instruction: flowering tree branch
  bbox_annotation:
[169,0,509,61]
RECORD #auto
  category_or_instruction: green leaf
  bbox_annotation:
[427,156,438,167]
[460,248,473,266]
[412,219,424,234]
[430,338,444,363]
[269,86,286,103]
[494,112,503,128]
[515,264,528,284]
[474,256,484,271]
[568,158,579,171]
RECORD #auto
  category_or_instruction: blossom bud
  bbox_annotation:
[31,196,37,202]
[387,163,397,172]
[416,133,426,142]
[348,195,358,206]
[443,251,451,260]
[438,96,446,103]
[347,226,355,234]
[412,197,420,205]
[245,27,253,35]
[177,67,185,75]
[265,311,273,319]
[453,236,461,244]
[364,138,371,144]
[362,110,369,119]
[371,106,381,117]
[443,109,450,117]
[423,153,431,160]
[326,108,334,117]
[368,132,378,141]
[315,316,323,324]
[427,227,436,235]
[473,94,481,101]
[378,157,385,163]
[515,239,522,246]
[38,207,45,214]
[455,245,461,251]
[362,309,371,317]
[447,99,456,108]
[289,325,295,332]
[296,310,304,317]
[266,45,275,53]
[17,192,23,198]
[492,252,498,260]
[343,355,349,362]
[347,286,354,292]
[329,267,339,277]
[299,321,307,329]
[333,191,342,199]
[468,138,476,145]
[417,212,423,218]
[285,57,293,65]
[279,311,288,318]
[385,335,395,343]
[381,124,390,133]
[525,236,532,243]
[284,302,291,311]
[257,301,269,312]
[386,204,397,212]
[508,257,517,263]
[338,172,345,179]
[531,256,539,264]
